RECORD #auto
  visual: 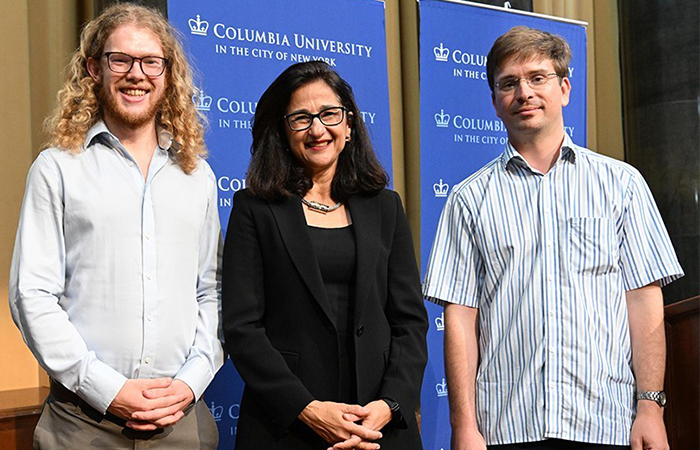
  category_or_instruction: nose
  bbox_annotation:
[307,116,326,135]
[515,79,535,100]
[126,59,146,78]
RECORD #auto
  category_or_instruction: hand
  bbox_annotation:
[127,379,195,431]
[108,378,173,422]
[332,400,393,449]
[298,401,382,446]
[450,426,487,450]
[345,400,392,432]
[330,434,381,450]
[630,402,669,450]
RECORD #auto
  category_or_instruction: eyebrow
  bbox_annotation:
[497,69,552,80]
[287,104,342,115]
[104,50,166,58]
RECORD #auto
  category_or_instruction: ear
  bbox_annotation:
[86,57,102,83]
[491,91,502,119]
[560,77,571,107]
[346,111,353,141]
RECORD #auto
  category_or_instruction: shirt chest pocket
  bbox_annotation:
[568,217,619,276]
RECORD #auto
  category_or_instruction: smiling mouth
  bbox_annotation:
[120,88,149,97]
[305,140,331,149]
[516,106,540,113]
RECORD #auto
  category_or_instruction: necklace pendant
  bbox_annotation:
[301,196,342,214]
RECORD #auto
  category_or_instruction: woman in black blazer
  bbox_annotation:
[222,61,428,450]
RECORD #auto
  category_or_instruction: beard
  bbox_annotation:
[99,83,166,128]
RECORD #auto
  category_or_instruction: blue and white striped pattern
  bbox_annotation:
[422,134,683,446]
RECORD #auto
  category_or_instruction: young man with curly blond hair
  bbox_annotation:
[9,4,223,448]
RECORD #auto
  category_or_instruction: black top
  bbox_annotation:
[308,224,357,403]
[223,189,428,450]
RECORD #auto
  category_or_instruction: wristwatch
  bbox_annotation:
[381,398,401,424]
[636,390,667,407]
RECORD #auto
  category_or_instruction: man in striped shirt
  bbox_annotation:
[423,26,683,450]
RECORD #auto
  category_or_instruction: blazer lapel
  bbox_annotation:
[269,197,336,326]
[347,194,381,322]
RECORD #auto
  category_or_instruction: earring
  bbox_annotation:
[345,137,350,142]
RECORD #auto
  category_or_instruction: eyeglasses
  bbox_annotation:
[284,106,347,131]
[103,52,168,77]
[494,72,560,93]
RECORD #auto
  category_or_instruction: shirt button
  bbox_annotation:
[147,273,153,280]
[547,241,552,247]
[147,315,153,322]
[549,310,555,317]
[550,347,555,354]
[355,325,364,337]
[145,233,151,240]
[145,357,151,364]
[128,161,135,167]
[550,383,555,390]
[547,275,553,281]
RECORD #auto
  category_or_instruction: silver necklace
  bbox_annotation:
[301,197,343,214]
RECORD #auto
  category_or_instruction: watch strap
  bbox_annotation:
[636,390,666,407]
[381,398,401,423]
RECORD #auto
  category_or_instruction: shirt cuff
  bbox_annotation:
[175,356,214,401]
[76,361,128,414]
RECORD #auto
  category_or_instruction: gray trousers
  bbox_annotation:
[34,383,219,450]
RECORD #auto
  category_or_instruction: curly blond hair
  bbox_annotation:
[44,3,206,173]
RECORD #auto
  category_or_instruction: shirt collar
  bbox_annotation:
[500,132,578,172]
[83,120,175,155]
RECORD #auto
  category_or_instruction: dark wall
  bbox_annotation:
[619,0,700,304]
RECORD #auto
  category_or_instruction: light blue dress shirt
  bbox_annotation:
[423,134,683,445]
[9,122,224,414]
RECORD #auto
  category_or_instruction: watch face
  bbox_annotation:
[658,391,667,406]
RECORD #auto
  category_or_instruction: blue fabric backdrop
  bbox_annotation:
[167,1,392,448]
[418,2,587,449]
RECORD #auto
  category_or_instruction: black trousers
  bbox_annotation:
[488,439,630,450]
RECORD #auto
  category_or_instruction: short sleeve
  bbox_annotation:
[618,171,684,290]
[422,190,484,307]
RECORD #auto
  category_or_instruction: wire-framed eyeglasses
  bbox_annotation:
[494,72,560,93]
[284,106,347,131]
[103,52,168,77]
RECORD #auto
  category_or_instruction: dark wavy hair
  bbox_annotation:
[247,61,388,202]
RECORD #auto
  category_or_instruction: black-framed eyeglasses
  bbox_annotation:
[494,72,560,93]
[284,106,347,131]
[103,52,169,77]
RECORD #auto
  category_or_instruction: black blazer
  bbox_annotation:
[222,188,428,450]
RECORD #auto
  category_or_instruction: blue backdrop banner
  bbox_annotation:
[167,1,392,447]
[418,1,587,449]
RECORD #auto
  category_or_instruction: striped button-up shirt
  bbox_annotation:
[423,134,683,445]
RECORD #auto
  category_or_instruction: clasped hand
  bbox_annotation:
[299,400,392,450]
[107,378,194,431]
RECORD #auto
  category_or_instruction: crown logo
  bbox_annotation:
[210,401,224,421]
[434,43,449,62]
[434,109,450,128]
[189,15,209,36]
[436,378,448,397]
[193,89,213,111]
[435,312,445,330]
[433,179,449,198]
